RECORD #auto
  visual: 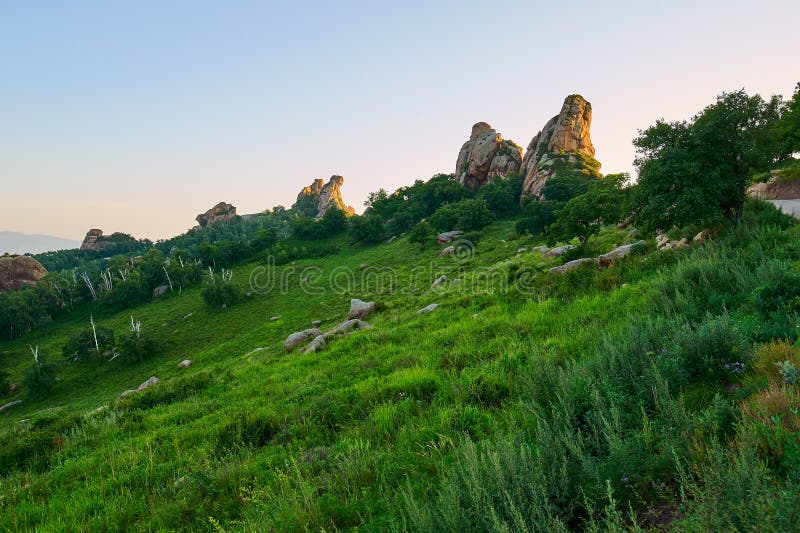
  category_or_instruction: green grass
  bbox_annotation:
[1,208,799,531]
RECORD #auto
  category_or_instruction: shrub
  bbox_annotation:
[62,325,115,363]
[408,221,433,249]
[23,355,57,400]
[349,214,386,245]
[740,383,800,474]
[120,372,213,410]
[675,314,748,383]
[118,317,160,364]
[202,269,243,310]
[753,340,800,382]
[428,199,494,232]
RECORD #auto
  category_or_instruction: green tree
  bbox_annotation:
[550,179,626,252]
[349,214,386,245]
[634,89,784,230]
[23,347,57,399]
[408,221,433,249]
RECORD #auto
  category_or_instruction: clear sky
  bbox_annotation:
[1,0,798,241]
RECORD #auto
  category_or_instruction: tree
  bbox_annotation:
[634,89,784,230]
[23,346,57,399]
[349,215,386,245]
[774,82,800,157]
[550,179,626,253]
[516,200,560,236]
[408,221,433,249]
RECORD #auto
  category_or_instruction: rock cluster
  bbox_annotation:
[0,255,48,292]
[196,202,237,228]
[746,171,800,200]
[293,175,355,218]
[520,95,600,199]
[455,122,523,189]
[80,229,106,251]
[119,376,161,399]
[548,241,645,274]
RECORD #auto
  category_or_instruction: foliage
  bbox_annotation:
[348,214,386,245]
[202,270,243,310]
[429,198,494,232]
[118,318,159,364]
[516,199,560,236]
[23,351,57,400]
[407,221,433,249]
[549,176,627,251]
[62,325,115,363]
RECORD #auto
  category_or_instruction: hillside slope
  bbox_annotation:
[1,205,799,531]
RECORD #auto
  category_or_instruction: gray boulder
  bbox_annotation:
[284,328,322,350]
[177,359,192,369]
[431,275,448,289]
[303,335,328,354]
[325,319,372,337]
[436,231,463,244]
[549,257,596,274]
[348,298,376,320]
[597,240,645,267]
[543,245,576,258]
[438,246,455,258]
[416,303,439,314]
[0,400,22,413]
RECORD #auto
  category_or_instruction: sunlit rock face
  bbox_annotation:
[456,122,522,189]
[521,94,600,199]
[0,255,48,292]
[196,202,237,228]
[293,175,355,217]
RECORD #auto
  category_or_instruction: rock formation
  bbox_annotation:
[196,202,237,227]
[520,95,600,199]
[456,122,523,189]
[746,170,800,200]
[0,254,48,292]
[293,175,355,218]
[80,229,104,251]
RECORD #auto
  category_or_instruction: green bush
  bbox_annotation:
[202,270,243,310]
[62,325,115,363]
[408,221,433,249]
[23,356,57,400]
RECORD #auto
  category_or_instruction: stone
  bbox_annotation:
[693,230,709,244]
[549,257,596,274]
[597,240,645,268]
[284,328,322,351]
[183,313,193,320]
[312,320,322,328]
[324,319,372,337]
[416,303,439,314]
[520,95,600,199]
[358,264,369,271]
[542,244,576,258]
[746,170,800,200]
[0,255,48,292]
[119,376,161,399]
[303,335,327,354]
[517,247,528,254]
[177,359,192,369]
[530,245,549,254]
[431,275,448,288]
[9,383,18,393]
[196,202,237,228]
[348,298,376,320]
[80,228,105,251]
[152,285,170,298]
[269,315,281,321]
[438,246,455,258]
[293,175,355,218]
[456,122,522,189]
[0,400,22,413]
[436,231,464,244]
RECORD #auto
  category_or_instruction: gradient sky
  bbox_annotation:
[2,1,798,241]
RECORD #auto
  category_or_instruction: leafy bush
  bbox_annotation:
[23,354,57,400]
[408,221,433,249]
[429,199,494,232]
[202,270,243,310]
[120,372,213,410]
[62,325,115,363]
[118,318,160,364]
[349,214,385,245]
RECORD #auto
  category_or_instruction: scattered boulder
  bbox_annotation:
[746,170,800,200]
[183,313,193,320]
[597,240,645,268]
[438,246,455,258]
[284,328,322,351]
[293,175,355,218]
[542,245,576,258]
[530,245,549,254]
[431,275,448,289]
[303,335,327,354]
[312,320,322,328]
[0,255,48,292]
[517,247,528,254]
[177,359,192,369]
[693,230,710,244]
[152,285,170,298]
[520,95,600,199]
[416,303,439,314]
[348,298,376,320]
[269,315,281,321]
[436,230,463,244]
[119,376,161,399]
[0,400,22,413]
[325,319,372,337]
[196,202,237,228]
[9,383,18,393]
[549,257,596,274]
[657,233,690,251]
[358,264,369,271]
[455,122,523,189]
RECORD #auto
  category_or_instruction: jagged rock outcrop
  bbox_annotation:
[520,95,600,199]
[293,175,355,218]
[80,229,105,251]
[0,255,48,292]
[456,122,523,189]
[747,170,800,200]
[196,202,237,227]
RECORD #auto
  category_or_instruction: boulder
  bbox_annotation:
[312,320,322,328]
[436,231,464,244]
[119,376,161,399]
[542,245,576,258]
[269,315,281,321]
[456,122,522,189]
[293,175,355,218]
[79,228,105,251]
[324,319,372,337]
[431,275,448,289]
[520,95,600,199]
[438,246,455,258]
[348,298,376,320]
[0,255,48,292]
[152,285,170,298]
[693,230,710,244]
[0,400,22,413]
[549,257,596,274]
[597,240,645,268]
[516,247,528,254]
[303,335,327,354]
[196,202,237,227]
[177,359,192,369]
[358,263,369,271]
[416,303,439,314]
[284,328,322,351]
[746,170,800,200]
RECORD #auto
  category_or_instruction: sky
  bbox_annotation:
[1,1,798,241]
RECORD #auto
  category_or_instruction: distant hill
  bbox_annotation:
[0,231,80,255]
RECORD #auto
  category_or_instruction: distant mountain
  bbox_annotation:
[0,231,81,255]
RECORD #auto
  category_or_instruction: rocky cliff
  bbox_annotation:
[456,122,522,189]
[80,229,105,251]
[293,175,355,218]
[747,170,800,200]
[0,254,48,292]
[520,94,600,199]
[196,202,237,227]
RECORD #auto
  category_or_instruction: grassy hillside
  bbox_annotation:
[1,204,800,531]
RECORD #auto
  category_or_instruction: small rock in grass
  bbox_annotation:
[324,319,372,338]
[549,257,596,274]
[416,303,439,314]
[0,400,22,413]
[438,246,455,258]
[303,335,327,354]
[348,298,376,320]
[312,320,322,328]
[270,315,281,321]
[177,359,192,369]
[284,328,322,351]
[431,275,447,289]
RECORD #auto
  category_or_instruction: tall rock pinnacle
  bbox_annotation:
[293,175,355,218]
[456,122,522,189]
